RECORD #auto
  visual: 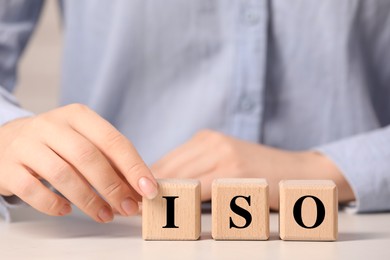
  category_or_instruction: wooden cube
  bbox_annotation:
[279,180,338,241]
[212,178,269,240]
[142,179,201,240]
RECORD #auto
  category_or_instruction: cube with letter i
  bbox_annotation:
[142,179,201,240]
[212,178,269,240]
[279,180,338,241]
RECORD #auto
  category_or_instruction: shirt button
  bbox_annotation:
[239,97,255,112]
[244,11,260,26]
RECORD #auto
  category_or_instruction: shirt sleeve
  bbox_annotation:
[0,0,44,125]
[0,0,44,221]
[0,86,33,125]
[315,126,390,213]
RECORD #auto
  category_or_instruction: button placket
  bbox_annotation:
[239,96,256,112]
[244,10,261,26]
[228,0,269,141]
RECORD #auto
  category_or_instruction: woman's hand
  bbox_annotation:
[0,104,158,222]
[152,130,354,210]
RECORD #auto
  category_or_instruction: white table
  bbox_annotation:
[1,206,390,259]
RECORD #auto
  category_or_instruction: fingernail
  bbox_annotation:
[121,198,139,216]
[138,177,158,199]
[59,204,72,216]
[98,206,113,223]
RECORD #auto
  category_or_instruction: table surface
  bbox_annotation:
[1,206,390,260]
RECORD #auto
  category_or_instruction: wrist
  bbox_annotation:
[300,151,355,203]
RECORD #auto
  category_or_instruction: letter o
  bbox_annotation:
[293,195,325,229]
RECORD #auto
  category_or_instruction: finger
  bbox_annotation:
[35,127,139,217]
[196,173,216,201]
[5,163,72,216]
[154,152,217,179]
[17,141,115,222]
[152,136,209,177]
[64,104,158,199]
[178,154,218,179]
[195,166,232,201]
[117,172,142,202]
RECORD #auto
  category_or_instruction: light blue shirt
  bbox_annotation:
[1,0,390,219]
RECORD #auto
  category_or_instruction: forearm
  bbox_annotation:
[245,145,355,209]
[315,126,390,213]
[297,151,355,203]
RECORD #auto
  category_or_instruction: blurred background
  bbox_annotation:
[14,1,62,114]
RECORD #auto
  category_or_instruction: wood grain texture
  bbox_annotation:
[142,179,201,240]
[212,178,269,240]
[279,180,338,241]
